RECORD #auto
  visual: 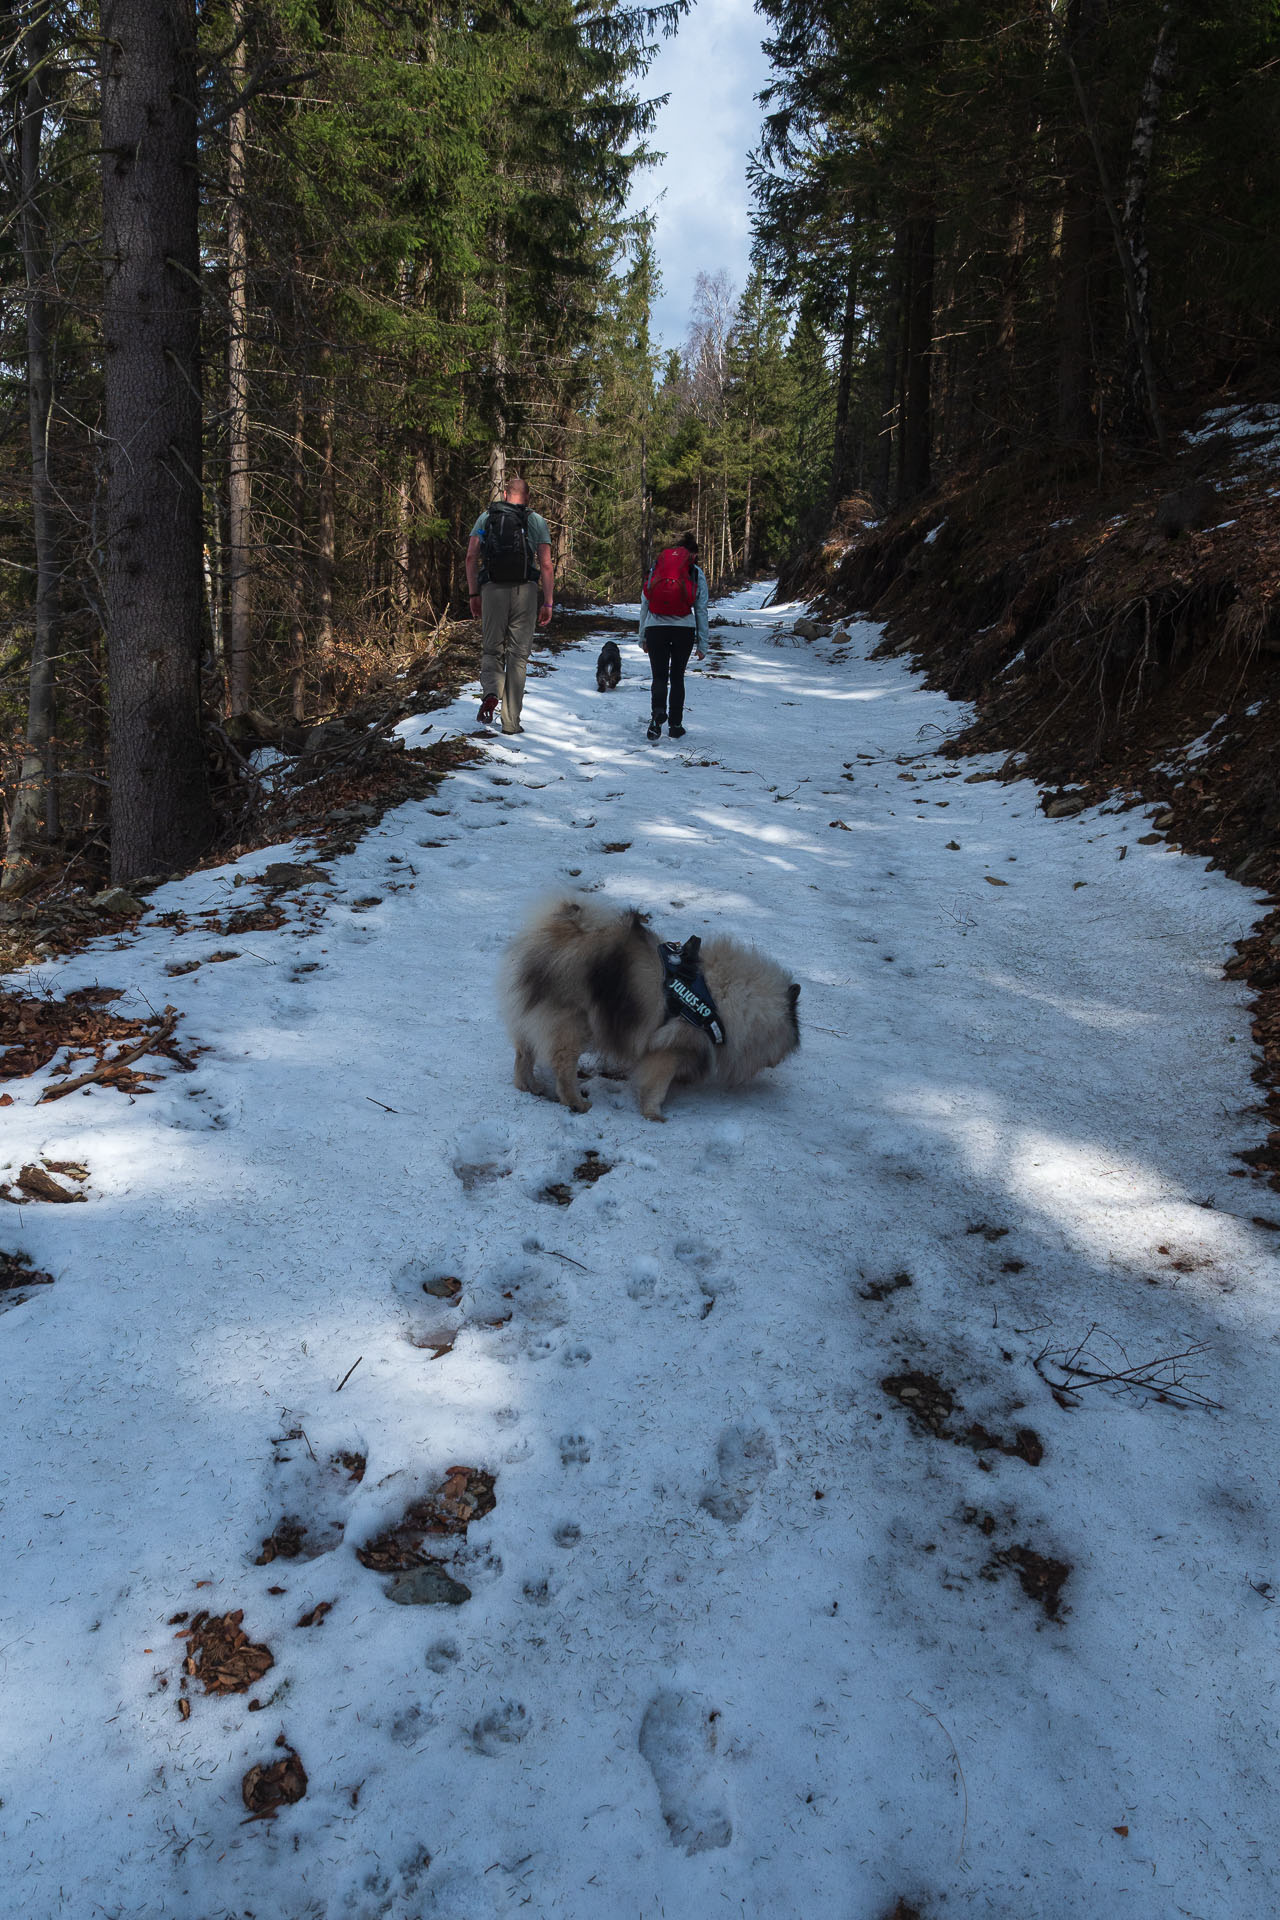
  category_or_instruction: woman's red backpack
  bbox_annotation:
[645,546,697,618]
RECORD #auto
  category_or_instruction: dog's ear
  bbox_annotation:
[788,983,801,1005]
[680,935,702,966]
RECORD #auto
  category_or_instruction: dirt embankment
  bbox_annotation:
[786,398,1280,1189]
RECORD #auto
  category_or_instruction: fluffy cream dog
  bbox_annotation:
[499,896,800,1119]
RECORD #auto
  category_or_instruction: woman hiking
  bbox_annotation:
[637,533,708,740]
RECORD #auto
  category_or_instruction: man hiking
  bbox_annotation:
[466,476,555,735]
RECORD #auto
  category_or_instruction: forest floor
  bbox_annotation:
[2,583,1278,1919]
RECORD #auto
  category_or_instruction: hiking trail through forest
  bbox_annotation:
[2,583,1277,1919]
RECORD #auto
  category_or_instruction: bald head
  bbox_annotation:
[504,476,530,504]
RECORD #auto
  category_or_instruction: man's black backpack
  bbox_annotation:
[483,501,535,584]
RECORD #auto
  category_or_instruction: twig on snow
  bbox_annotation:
[1035,1324,1220,1410]
[908,1694,968,1865]
[335,1356,363,1393]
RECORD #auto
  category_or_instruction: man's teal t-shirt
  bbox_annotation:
[471,506,552,587]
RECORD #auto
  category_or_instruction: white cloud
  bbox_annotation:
[627,0,773,350]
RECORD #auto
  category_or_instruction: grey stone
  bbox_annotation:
[304,721,346,754]
[1043,793,1087,818]
[261,861,328,890]
[90,888,144,916]
[387,1566,471,1607]
[793,618,821,641]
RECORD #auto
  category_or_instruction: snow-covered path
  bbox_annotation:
[3,585,1278,1920]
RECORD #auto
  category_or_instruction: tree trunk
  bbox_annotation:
[226,0,252,714]
[1120,7,1177,436]
[995,195,1027,435]
[100,0,213,881]
[829,251,859,503]
[742,438,753,572]
[1054,0,1100,444]
[4,5,60,890]
[1060,30,1167,451]
[316,343,335,702]
[898,213,935,503]
[872,226,906,511]
[288,381,307,720]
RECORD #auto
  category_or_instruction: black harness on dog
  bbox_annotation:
[661,937,724,1045]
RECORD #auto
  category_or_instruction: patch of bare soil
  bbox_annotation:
[881,1371,1044,1465]
[538,1149,614,1206]
[790,392,1280,1185]
[356,1466,496,1574]
[983,1544,1072,1620]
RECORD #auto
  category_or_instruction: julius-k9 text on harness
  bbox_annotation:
[661,937,724,1045]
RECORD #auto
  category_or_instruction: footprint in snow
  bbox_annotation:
[170,1083,238,1132]
[425,1639,461,1674]
[470,1699,529,1755]
[700,1424,777,1525]
[638,1689,733,1854]
[451,1122,513,1191]
[559,1430,592,1467]
[468,1254,570,1329]
[626,1254,718,1320]
[253,1422,367,1565]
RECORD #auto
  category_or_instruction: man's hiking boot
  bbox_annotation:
[477,696,498,725]
[669,724,686,738]
[646,719,662,740]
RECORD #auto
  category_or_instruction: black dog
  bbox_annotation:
[596,640,622,691]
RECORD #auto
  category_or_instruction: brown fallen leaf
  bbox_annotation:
[241,1749,307,1819]
[984,875,1009,886]
[180,1609,273,1694]
[296,1600,333,1628]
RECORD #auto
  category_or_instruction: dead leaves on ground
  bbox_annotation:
[0,987,197,1102]
[242,1743,308,1819]
[357,1466,496,1574]
[179,1610,273,1695]
[0,1247,55,1309]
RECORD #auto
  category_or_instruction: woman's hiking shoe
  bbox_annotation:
[477,696,498,725]
[668,724,686,738]
[646,719,662,740]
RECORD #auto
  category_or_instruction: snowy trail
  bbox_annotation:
[3,584,1278,1919]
